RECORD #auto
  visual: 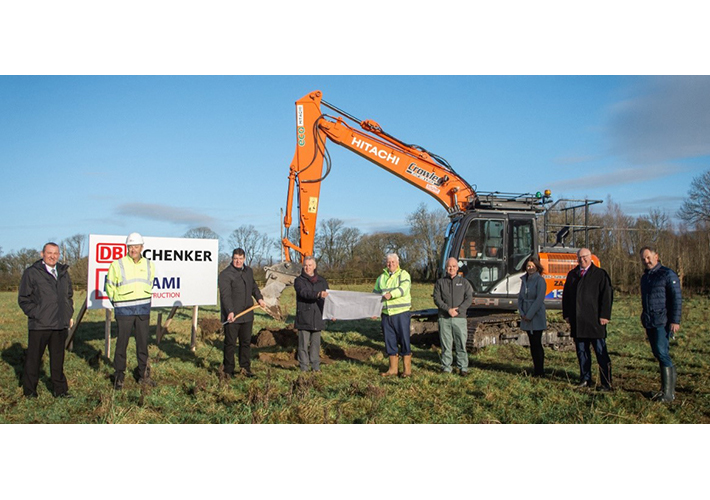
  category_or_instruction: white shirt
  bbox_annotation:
[43,262,57,278]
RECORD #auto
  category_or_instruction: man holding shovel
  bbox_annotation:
[218,248,266,379]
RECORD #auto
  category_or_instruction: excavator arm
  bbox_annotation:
[281,90,478,262]
[261,90,477,311]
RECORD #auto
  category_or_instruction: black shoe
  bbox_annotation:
[24,392,38,399]
[576,380,591,388]
[459,370,469,377]
[596,385,614,392]
[241,368,256,378]
[53,391,73,398]
[112,375,124,391]
[139,378,157,387]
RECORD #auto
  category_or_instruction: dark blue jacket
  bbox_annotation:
[640,263,682,328]
[517,272,547,332]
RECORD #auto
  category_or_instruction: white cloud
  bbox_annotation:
[549,164,688,191]
[116,203,216,226]
[608,76,710,164]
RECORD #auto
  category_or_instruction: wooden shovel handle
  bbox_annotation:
[231,303,260,321]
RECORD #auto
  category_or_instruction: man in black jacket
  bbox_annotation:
[17,242,74,398]
[218,248,266,378]
[562,248,614,391]
[294,256,329,372]
[640,245,682,402]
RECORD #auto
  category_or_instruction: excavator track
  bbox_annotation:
[410,309,573,352]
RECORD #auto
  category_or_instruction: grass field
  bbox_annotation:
[1,284,708,424]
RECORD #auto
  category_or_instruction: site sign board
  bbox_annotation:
[87,234,219,309]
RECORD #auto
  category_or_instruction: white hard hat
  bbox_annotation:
[126,232,144,245]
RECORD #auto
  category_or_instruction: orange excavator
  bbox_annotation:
[262,90,601,350]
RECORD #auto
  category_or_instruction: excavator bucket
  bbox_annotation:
[260,261,303,322]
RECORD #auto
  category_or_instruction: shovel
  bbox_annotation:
[222,301,283,324]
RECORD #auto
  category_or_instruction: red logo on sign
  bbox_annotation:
[95,268,109,300]
[96,243,126,263]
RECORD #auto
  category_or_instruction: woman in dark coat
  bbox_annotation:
[294,256,329,372]
[518,255,547,377]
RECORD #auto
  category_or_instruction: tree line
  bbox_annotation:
[2,170,709,293]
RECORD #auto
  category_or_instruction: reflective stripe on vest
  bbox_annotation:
[106,255,154,306]
[117,257,152,286]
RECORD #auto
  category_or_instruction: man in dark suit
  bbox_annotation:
[562,248,614,391]
[18,242,74,398]
[218,248,266,378]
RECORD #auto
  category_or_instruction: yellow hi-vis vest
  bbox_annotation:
[105,255,156,316]
[374,267,412,316]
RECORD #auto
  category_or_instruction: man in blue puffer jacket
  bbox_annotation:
[639,246,682,403]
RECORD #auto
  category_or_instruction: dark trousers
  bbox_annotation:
[114,315,150,380]
[23,329,69,396]
[224,321,253,375]
[526,330,545,376]
[575,338,612,387]
[646,326,674,368]
[381,312,411,356]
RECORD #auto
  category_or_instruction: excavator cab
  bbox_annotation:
[440,193,604,311]
[443,208,537,307]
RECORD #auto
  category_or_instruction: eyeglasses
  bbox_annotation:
[578,254,592,260]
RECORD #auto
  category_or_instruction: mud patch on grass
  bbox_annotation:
[198,318,223,338]
[253,328,298,347]
[324,345,379,362]
[257,350,299,368]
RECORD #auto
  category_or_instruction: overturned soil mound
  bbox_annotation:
[253,328,298,347]
[198,318,223,336]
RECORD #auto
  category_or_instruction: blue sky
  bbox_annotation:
[1,75,708,255]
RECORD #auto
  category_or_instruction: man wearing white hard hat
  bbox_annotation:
[105,232,156,389]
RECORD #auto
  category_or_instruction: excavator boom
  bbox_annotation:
[262,90,478,306]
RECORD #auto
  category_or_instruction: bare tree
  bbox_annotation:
[60,233,86,265]
[314,218,362,272]
[0,248,40,290]
[406,203,449,281]
[678,170,710,226]
[636,209,671,248]
[228,225,275,266]
[184,226,221,240]
[352,232,417,278]
[184,226,226,263]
